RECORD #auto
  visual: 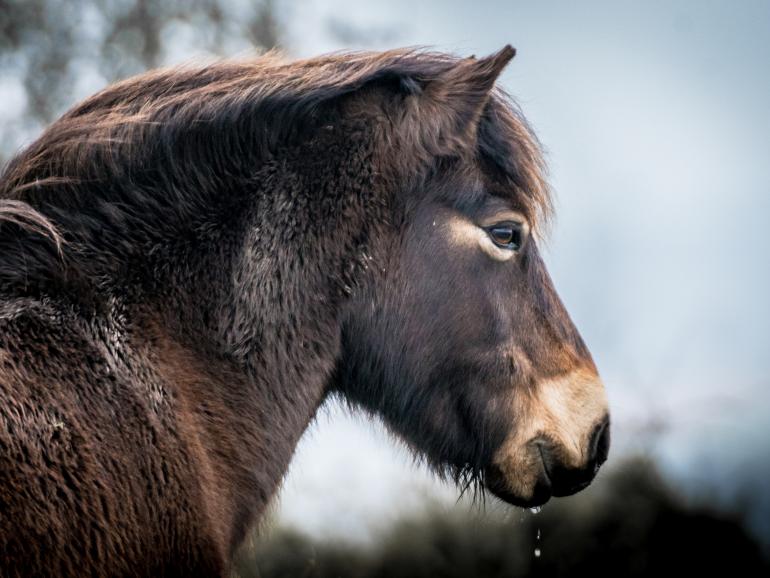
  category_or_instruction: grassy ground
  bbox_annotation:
[235,457,768,577]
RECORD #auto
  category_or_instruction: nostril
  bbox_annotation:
[589,415,611,468]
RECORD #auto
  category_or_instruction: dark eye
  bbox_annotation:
[486,222,523,250]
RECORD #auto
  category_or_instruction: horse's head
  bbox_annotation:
[334,46,609,508]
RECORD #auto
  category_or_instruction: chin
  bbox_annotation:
[485,482,552,508]
[483,464,553,508]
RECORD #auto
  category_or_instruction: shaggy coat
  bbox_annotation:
[0,47,607,576]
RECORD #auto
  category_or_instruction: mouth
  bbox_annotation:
[482,448,553,508]
[482,426,607,506]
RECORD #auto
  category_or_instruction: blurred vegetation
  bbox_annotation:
[0,0,281,163]
[235,456,768,578]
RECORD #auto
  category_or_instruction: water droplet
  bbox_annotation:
[534,548,541,558]
[536,528,541,540]
[529,506,541,514]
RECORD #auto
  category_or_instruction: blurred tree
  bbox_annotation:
[0,0,282,163]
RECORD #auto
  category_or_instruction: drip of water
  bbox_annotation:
[525,505,544,559]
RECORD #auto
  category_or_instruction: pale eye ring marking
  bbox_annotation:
[445,213,529,262]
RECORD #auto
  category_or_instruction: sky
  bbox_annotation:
[1,0,768,545]
[272,0,770,543]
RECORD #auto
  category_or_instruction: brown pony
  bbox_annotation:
[0,46,609,576]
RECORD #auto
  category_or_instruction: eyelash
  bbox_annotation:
[486,221,524,251]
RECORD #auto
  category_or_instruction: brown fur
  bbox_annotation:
[0,46,607,576]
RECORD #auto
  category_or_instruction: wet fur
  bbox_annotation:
[0,47,568,575]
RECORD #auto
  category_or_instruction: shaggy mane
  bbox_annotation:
[0,48,550,288]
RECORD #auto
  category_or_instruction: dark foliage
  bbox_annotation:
[236,457,768,578]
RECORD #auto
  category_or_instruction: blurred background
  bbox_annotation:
[2,0,769,575]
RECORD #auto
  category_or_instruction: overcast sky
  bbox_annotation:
[274,0,770,543]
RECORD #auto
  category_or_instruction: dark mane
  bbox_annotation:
[0,48,549,293]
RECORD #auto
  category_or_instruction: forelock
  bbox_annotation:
[477,90,551,232]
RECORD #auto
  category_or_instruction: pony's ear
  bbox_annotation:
[425,45,516,147]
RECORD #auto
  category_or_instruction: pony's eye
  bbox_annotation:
[487,222,523,250]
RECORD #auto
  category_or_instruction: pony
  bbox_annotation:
[0,46,609,576]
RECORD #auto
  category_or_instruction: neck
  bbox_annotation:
[101,128,378,549]
[0,121,382,552]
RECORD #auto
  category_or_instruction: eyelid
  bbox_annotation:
[478,211,529,229]
[479,213,530,242]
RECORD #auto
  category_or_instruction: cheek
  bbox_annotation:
[397,220,527,354]
[407,257,495,343]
